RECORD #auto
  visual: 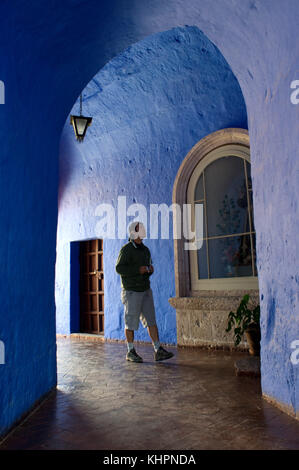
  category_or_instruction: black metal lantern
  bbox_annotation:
[70,93,92,142]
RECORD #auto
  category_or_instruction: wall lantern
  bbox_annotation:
[70,93,92,142]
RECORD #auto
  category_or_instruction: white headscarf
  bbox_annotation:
[128,221,146,240]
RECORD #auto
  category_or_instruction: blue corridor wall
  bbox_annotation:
[55,26,247,344]
[0,0,299,436]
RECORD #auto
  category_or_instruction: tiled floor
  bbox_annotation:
[1,337,299,450]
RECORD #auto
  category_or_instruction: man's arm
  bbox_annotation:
[115,246,140,277]
[148,265,154,275]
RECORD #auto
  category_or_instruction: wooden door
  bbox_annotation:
[79,239,104,334]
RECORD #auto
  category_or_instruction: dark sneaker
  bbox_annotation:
[154,346,174,362]
[126,348,143,363]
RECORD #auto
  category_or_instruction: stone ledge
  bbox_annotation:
[169,290,259,311]
[178,343,249,352]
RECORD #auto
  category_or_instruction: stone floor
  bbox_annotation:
[1,337,299,450]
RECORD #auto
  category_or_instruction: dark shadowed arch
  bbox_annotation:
[1,0,299,435]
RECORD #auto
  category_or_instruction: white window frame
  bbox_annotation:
[187,143,258,291]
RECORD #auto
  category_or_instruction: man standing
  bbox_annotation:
[115,221,174,363]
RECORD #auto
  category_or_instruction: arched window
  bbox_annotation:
[187,143,258,290]
[172,128,259,297]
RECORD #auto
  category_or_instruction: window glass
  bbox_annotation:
[193,202,206,239]
[205,156,248,237]
[194,174,204,201]
[252,233,257,276]
[195,155,255,280]
[246,161,252,189]
[208,235,253,278]
[248,189,255,232]
[197,240,209,279]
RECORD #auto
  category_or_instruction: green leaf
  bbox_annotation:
[225,293,260,347]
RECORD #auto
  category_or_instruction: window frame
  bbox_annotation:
[187,143,258,291]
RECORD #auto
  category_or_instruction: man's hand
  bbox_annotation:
[149,265,154,274]
[139,266,149,274]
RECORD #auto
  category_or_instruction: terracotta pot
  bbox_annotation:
[245,323,261,356]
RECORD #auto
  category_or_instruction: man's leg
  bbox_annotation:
[142,290,160,350]
[147,325,161,351]
[142,289,174,361]
[125,328,134,351]
[147,325,159,342]
[122,290,143,362]
[148,323,174,361]
[124,328,143,362]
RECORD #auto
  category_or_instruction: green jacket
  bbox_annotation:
[115,240,153,292]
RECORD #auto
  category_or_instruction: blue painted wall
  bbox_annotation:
[55,26,247,344]
[0,0,299,436]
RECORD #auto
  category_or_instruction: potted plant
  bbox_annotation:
[226,294,261,356]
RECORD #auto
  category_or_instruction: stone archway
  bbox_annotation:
[56,27,247,346]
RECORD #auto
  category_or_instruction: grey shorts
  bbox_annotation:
[121,288,157,331]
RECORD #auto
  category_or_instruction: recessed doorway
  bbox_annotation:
[79,239,104,334]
